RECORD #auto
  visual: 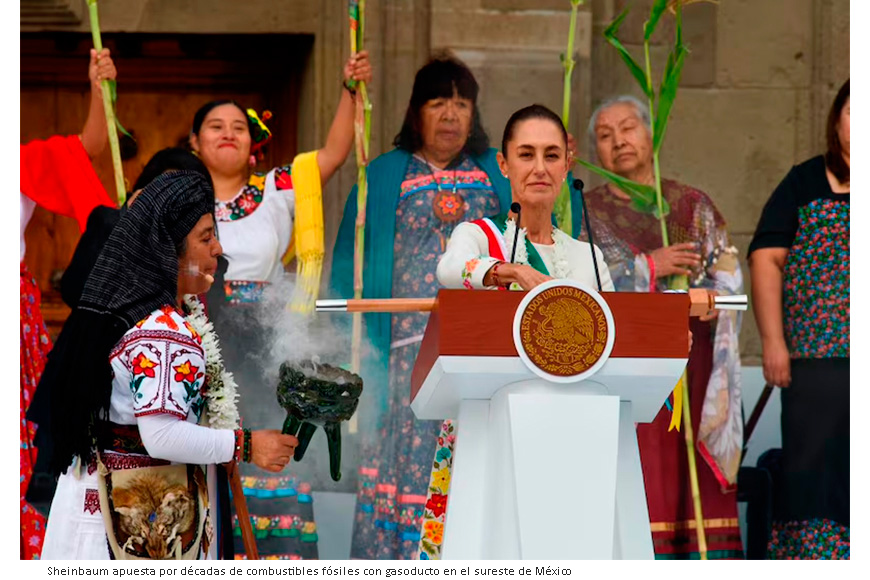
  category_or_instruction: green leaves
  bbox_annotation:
[644,0,670,40]
[653,0,686,153]
[653,43,686,153]
[554,181,573,236]
[604,7,651,98]
[575,158,670,217]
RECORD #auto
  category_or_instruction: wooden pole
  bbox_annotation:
[226,462,259,561]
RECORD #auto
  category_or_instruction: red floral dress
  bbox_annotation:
[20,264,50,559]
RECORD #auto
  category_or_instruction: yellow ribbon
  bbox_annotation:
[668,370,686,432]
[284,151,324,314]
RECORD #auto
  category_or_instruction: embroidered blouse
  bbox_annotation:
[215,165,295,294]
[437,220,614,291]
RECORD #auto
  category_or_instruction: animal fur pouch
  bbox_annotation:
[96,458,208,560]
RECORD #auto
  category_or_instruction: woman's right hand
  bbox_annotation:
[762,338,791,388]
[648,243,702,278]
[499,263,554,291]
[250,429,299,473]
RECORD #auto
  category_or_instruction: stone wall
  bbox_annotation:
[586,0,849,363]
[22,0,850,364]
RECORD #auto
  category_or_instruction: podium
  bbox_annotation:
[409,286,693,560]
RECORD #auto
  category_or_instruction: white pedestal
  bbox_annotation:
[439,379,655,560]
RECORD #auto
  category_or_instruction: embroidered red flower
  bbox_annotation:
[131,353,158,378]
[426,493,448,518]
[155,306,180,330]
[173,361,201,383]
[275,169,293,191]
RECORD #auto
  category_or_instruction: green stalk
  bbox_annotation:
[350,0,373,395]
[87,1,126,206]
[644,39,669,250]
[554,0,584,236]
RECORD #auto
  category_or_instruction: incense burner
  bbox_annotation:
[276,361,363,481]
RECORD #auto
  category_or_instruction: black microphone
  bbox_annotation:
[509,202,522,264]
[574,179,603,292]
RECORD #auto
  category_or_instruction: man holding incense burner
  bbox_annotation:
[578,95,744,559]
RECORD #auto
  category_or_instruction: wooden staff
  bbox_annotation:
[226,462,259,561]
[317,298,436,313]
[86,1,126,205]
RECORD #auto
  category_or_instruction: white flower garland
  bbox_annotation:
[503,218,572,283]
[183,295,240,430]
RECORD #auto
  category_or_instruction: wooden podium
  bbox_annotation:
[409,287,693,560]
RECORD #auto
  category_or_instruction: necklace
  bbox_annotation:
[183,295,240,430]
[420,152,465,223]
[503,218,572,288]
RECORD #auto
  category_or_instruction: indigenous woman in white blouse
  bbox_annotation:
[188,52,372,560]
[419,104,613,560]
[436,104,614,293]
[39,172,298,560]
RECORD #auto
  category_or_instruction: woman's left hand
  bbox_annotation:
[344,50,373,86]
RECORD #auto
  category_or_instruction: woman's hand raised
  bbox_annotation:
[344,50,373,86]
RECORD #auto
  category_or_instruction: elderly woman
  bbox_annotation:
[38,172,298,560]
[417,104,613,560]
[330,53,511,559]
[748,80,849,560]
[579,95,745,559]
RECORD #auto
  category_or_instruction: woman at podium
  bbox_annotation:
[419,104,614,559]
[436,104,614,293]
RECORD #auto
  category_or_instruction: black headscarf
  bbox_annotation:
[34,170,215,475]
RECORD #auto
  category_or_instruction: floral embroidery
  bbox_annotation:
[155,306,180,330]
[173,362,201,384]
[131,353,158,378]
[275,167,293,191]
[418,420,456,560]
[423,521,444,544]
[462,258,480,290]
[425,494,447,518]
[224,280,268,305]
[183,296,240,430]
[216,178,264,222]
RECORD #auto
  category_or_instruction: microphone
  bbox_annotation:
[509,202,522,264]
[574,179,603,292]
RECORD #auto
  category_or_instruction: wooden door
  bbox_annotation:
[21,33,310,337]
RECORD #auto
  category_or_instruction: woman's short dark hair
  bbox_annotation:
[393,54,490,157]
[133,147,212,192]
[825,79,850,184]
[192,99,253,137]
[501,104,567,156]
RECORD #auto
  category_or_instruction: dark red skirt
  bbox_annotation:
[636,318,744,559]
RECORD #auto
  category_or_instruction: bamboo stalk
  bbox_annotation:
[679,369,708,559]
[86,1,126,206]
[349,0,372,434]
[554,0,584,236]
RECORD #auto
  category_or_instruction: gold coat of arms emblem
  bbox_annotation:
[517,284,611,378]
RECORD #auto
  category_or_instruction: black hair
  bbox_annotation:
[825,79,850,184]
[132,147,212,192]
[191,99,253,137]
[501,104,568,156]
[393,54,489,157]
